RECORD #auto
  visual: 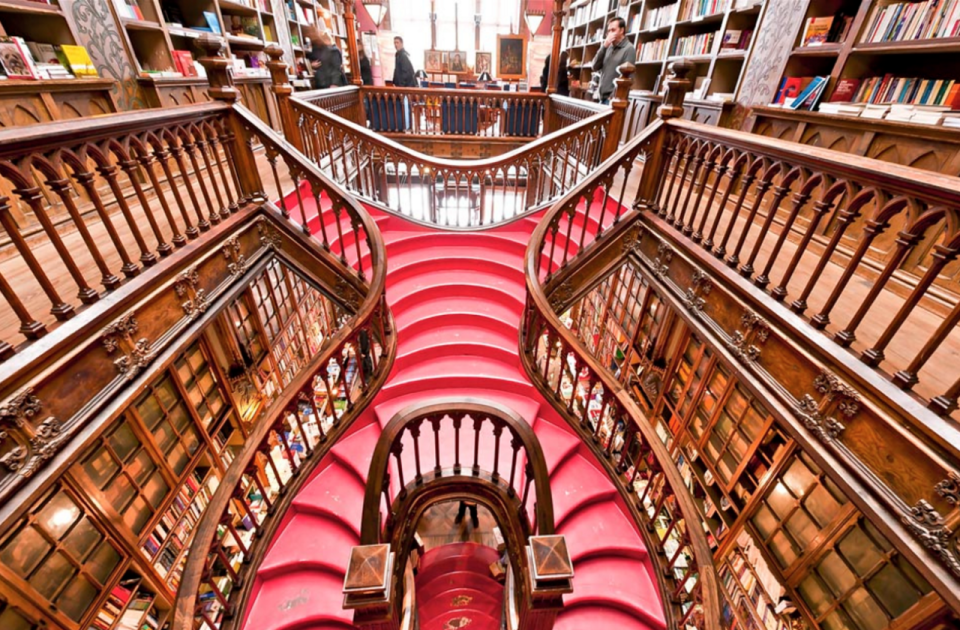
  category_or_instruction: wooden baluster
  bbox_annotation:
[263,439,286,487]
[812,215,890,332]
[410,421,424,485]
[393,443,406,498]
[702,155,741,250]
[292,403,316,452]
[740,171,798,279]
[247,466,274,512]
[216,119,250,205]
[861,239,956,366]
[728,167,778,271]
[287,168,310,234]
[179,128,220,226]
[351,212,365,279]
[714,164,758,259]
[10,178,99,305]
[332,201,348,264]
[267,152,288,219]
[130,142,186,248]
[756,177,817,289]
[898,292,960,392]
[663,142,691,223]
[429,415,442,476]
[275,419,299,475]
[95,158,159,265]
[508,433,520,496]
[676,147,709,233]
[0,193,74,321]
[453,413,463,474]
[561,207,576,266]
[602,64,634,160]
[196,127,230,219]
[205,125,240,214]
[166,132,210,232]
[115,152,172,257]
[318,366,337,436]
[149,137,199,239]
[232,487,261,528]
[491,421,503,482]
[472,415,482,476]
[775,187,841,302]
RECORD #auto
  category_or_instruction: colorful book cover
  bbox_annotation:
[802,16,834,46]
[0,37,37,79]
[829,78,861,102]
[60,44,98,77]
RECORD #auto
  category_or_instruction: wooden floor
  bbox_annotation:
[416,500,500,553]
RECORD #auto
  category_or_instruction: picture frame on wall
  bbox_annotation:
[440,51,449,71]
[496,35,525,80]
[475,52,492,76]
[448,50,467,73]
[424,49,442,73]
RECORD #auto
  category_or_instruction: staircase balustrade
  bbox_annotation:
[523,59,960,629]
[264,48,623,229]
[0,35,396,630]
[348,398,570,630]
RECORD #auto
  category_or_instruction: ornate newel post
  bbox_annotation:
[264,45,302,152]
[636,60,693,210]
[518,535,575,630]
[343,544,401,630]
[601,62,635,160]
[341,0,362,86]
[197,34,264,203]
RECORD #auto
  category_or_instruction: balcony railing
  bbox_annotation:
[261,49,634,229]
[522,61,960,628]
[0,35,396,630]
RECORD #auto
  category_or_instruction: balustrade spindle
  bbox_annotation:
[131,143,187,248]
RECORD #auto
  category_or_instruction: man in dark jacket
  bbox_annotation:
[392,36,417,87]
[358,41,373,86]
[310,32,347,89]
[540,51,570,96]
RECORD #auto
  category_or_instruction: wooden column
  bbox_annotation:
[197,35,264,202]
[430,0,437,51]
[343,0,362,86]
[601,63,634,160]
[265,44,301,151]
[475,0,482,51]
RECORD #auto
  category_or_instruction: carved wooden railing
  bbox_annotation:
[524,61,960,627]
[0,102,249,360]
[547,94,608,133]
[348,398,570,630]
[290,98,610,227]
[360,86,548,139]
[653,119,960,417]
[521,114,721,630]
[0,35,395,630]
[293,84,366,126]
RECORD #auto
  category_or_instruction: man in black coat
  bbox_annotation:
[392,36,417,87]
[358,41,373,86]
[310,32,346,89]
[540,52,570,96]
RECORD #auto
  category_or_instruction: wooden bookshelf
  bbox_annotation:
[562,0,767,126]
[774,0,960,115]
[0,0,119,124]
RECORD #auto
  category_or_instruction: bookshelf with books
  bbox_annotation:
[562,0,768,129]
[750,0,960,174]
[89,570,169,630]
[0,0,119,124]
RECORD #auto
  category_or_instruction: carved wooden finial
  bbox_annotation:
[657,60,694,121]
[196,34,241,103]
[264,44,292,95]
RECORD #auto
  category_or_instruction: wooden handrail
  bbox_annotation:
[171,107,394,629]
[288,95,612,228]
[521,112,723,630]
[359,397,555,545]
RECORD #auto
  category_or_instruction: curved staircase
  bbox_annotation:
[241,203,666,630]
[415,543,503,630]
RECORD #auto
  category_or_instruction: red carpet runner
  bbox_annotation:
[415,543,503,630]
[241,202,666,630]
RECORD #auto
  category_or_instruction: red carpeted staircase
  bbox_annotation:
[241,199,666,630]
[415,543,503,630]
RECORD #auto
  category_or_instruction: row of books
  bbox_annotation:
[799,13,853,46]
[638,38,669,62]
[226,15,263,40]
[113,0,145,20]
[772,75,829,111]
[0,37,97,81]
[629,3,678,33]
[226,0,271,11]
[672,32,715,57]
[91,576,161,630]
[285,0,317,26]
[678,0,729,21]
[863,0,960,43]
[570,0,612,26]
[141,468,217,565]
[843,75,960,108]
[721,29,753,50]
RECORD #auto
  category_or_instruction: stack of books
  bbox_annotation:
[800,13,854,46]
[672,32,715,56]
[0,37,98,80]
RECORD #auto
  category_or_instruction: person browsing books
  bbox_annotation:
[592,17,636,104]
[310,32,347,89]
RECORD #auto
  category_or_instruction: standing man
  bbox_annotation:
[392,36,417,87]
[591,17,635,104]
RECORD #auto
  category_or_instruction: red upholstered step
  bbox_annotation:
[243,193,665,630]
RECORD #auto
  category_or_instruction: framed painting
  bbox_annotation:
[474,52,492,76]
[496,35,525,80]
[424,49,443,73]
[448,50,467,74]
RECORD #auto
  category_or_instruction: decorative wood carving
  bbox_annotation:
[101,313,156,380]
[935,471,960,507]
[728,309,770,363]
[173,268,209,318]
[222,236,247,276]
[683,268,712,314]
[902,500,960,578]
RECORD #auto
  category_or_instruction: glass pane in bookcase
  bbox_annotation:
[0,601,33,630]
[63,516,102,560]
[767,531,798,568]
[58,575,97,621]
